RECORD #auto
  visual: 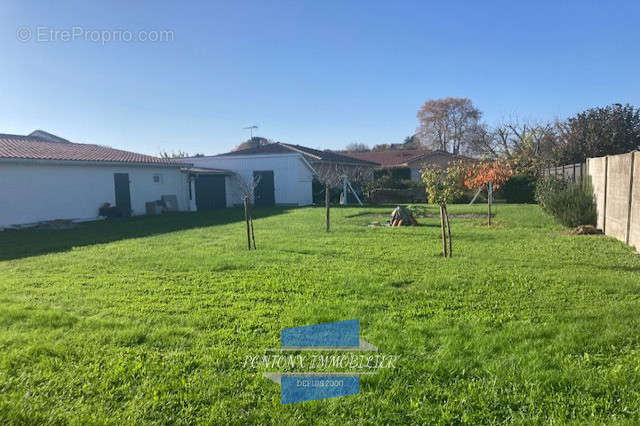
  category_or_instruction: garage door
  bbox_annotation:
[195,175,226,210]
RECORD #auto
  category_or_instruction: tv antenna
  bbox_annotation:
[243,125,258,139]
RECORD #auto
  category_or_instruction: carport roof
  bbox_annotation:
[183,167,233,176]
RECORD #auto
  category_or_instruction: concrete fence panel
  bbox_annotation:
[629,153,639,251]
[587,156,608,231]
[605,154,633,242]
[587,151,639,252]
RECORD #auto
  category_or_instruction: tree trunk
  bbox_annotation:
[487,182,493,226]
[325,183,330,233]
[250,218,256,250]
[243,198,251,250]
[444,205,452,257]
[249,203,256,250]
[439,205,448,258]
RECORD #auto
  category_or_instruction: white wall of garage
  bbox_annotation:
[0,161,190,227]
[181,153,314,206]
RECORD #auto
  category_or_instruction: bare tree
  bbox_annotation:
[417,97,481,154]
[313,163,373,232]
[467,119,558,174]
[159,150,204,158]
[344,142,370,152]
[228,173,261,249]
[233,137,272,152]
[402,134,421,149]
[314,164,343,233]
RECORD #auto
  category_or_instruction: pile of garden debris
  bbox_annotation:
[571,225,603,235]
[389,206,418,226]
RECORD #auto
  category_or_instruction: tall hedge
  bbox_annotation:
[535,176,596,227]
[501,174,536,203]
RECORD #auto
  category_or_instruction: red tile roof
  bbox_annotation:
[215,142,378,166]
[341,149,433,167]
[0,134,184,166]
[216,142,294,156]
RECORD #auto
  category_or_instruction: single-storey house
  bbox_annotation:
[0,131,194,228]
[342,149,472,181]
[178,142,377,207]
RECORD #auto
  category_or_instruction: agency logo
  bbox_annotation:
[243,319,398,404]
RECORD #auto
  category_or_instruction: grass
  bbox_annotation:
[1,204,639,424]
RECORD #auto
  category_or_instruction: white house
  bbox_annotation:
[0,134,379,228]
[180,142,378,207]
[0,131,193,228]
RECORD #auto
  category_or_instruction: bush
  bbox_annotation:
[534,176,568,209]
[365,175,423,191]
[98,203,124,218]
[535,176,596,227]
[364,176,427,204]
[501,174,536,203]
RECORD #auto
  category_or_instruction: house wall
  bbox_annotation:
[0,162,189,227]
[180,154,314,206]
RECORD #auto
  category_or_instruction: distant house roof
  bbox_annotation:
[342,149,431,167]
[0,132,185,167]
[215,143,293,157]
[215,142,378,166]
[28,130,71,143]
[342,149,473,168]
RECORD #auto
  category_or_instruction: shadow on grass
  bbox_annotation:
[0,206,293,262]
[344,211,382,218]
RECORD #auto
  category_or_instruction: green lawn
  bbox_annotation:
[1,205,639,424]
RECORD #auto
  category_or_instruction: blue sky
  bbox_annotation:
[1,1,639,155]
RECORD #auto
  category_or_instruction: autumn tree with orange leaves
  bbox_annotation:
[464,161,512,226]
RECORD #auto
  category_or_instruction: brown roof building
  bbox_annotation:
[0,132,184,166]
[342,149,473,180]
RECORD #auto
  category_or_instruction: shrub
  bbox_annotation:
[98,203,124,218]
[364,176,427,204]
[365,175,424,191]
[535,176,596,227]
[502,174,536,203]
[534,175,568,209]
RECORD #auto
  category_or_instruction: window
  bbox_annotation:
[153,174,163,184]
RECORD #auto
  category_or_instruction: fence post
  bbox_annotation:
[603,156,609,233]
[626,152,636,244]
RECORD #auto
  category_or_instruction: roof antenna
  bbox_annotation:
[243,125,258,139]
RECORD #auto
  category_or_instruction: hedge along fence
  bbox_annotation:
[587,151,640,252]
